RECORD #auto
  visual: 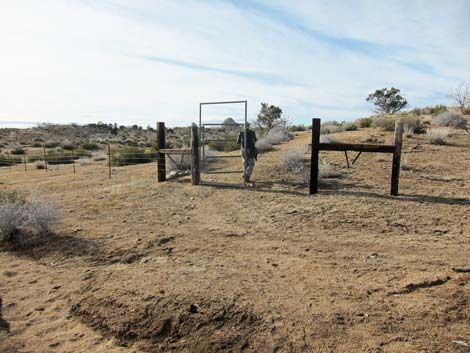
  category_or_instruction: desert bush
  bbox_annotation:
[25,198,58,235]
[27,155,42,163]
[35,161,46,169]
[401,116,426,134]
[433,112,467,130]
[0,194,58,241]
[44,141,60,148]
[93,151,107,161]
[0,154,21,167]
[426,128,451,145]
[255,138,273,153]
[342,122,358,131]
[81,142,99,150]
[112,147,156,166]
[265,127,293,144]
[320,123,342,135]
[464,107,470,115]
[208,134,239,152]
[360,135,373,142]
[31,142,42,147]
[279,148,305,173]
[61,141,76,150]
[289,124,306,132]
[11,148,26,155]
[320,135,336,143]
[371,117,396,131]
[356,117,373,128]
[46,151,74,165]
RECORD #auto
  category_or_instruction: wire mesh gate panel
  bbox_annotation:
[198,100,248,177]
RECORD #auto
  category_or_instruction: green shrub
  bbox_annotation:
[207,134,239,152]
[46,151,75,165]
[401,116,426,134]
[10,148,26,155]
[81,142,99,150]
[111,147,157,166]
[371,117,396,131]
[0,155,21,166]
[44,141,60,148]
[464,107,470,115]
[289,124,306,132]
[356,117,373,128]
[61,142,76,150]
[31,142,42,147]
[28,155,43,163]
[342,122,358,131]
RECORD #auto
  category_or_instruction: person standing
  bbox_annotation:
[237,123,257,183]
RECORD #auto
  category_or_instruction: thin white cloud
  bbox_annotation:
[0,0,468,127]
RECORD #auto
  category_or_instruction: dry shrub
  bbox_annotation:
[279,149,305,173]
[0,193,58,241]
[265,127,293,144]
[371,117,396,131]
[255,138,273,153]
[433,112,467,130]
[426,128,451,145]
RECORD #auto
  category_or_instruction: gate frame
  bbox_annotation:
[198,100,248,177]
[309,118,404,196]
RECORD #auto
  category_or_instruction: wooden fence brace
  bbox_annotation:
[43,145,48,172]
[156,122,166,182]
[107,144,111,179]
[390,121,404,196]
[344,151,350,168]
[309,118,321,194]
[23,155,27,171]
[191,123,200,185]
[352,151,362,165]
[72,148,76,174]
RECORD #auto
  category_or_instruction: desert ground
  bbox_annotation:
[1,128,469,353]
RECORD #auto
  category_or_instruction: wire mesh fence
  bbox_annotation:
[0,144,190,180]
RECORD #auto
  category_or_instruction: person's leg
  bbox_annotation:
[245,157,255,181]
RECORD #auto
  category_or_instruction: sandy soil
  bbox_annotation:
[1,129,469,353]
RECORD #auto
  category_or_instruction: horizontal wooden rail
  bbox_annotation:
[318,143,395,153]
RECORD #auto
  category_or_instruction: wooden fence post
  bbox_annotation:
[390,121,404,196]
[191,124,200,185]
[107,144,111,179]
[309,118,321,195]
[72,148,76,174]
[23,155,27,172]
[43,145,48,172]
[156,122,166,182]
[6,151,11,170]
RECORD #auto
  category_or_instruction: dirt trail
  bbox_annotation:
[1,130,470,352]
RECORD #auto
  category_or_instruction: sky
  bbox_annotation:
[0,0,469,128]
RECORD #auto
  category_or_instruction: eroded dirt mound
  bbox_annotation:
[70,289,275,353]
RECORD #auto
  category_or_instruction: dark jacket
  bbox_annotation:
[237,129,257,159]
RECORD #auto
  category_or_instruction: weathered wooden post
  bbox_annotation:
[23,155,27,172]
[43,145,48,172]
[191,123,200,185]
[72,148,76,174]
[107,144,111,179]
[390,121,404,196]
[156,122,166,182]
[309,118,321,195]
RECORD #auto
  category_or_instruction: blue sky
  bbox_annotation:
[0,0,469,127]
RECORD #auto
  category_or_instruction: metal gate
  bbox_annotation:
[198,100,248,177]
